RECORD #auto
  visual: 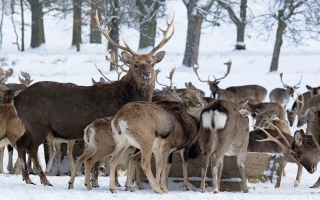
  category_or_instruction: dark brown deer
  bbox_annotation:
[193,61,267,105]
[269,73,302,109]
[13,11,174,186]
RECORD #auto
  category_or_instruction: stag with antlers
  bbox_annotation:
[193,61,267,105]
[269,73,302,109]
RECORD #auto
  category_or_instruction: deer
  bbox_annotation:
[12,10,174,186]
[287,91,311,127]
[248,117,303,186]
[68,117,143,191]
[254,110,291,134]
[296,94,320,128]
[269,73,302,109]
[109,85,203,194]
[198,99,249,193]
[291,129,320,188]
[193,61,267,105]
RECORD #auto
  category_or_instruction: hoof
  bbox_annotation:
[213,189,219,194]
[294,181,300,187]
[242,189,249,193]
[92,184,100,188]
[110,188,118,193]
[184,183,192,191]
[153,189,164,194]
[68,183,74,189]
[130,186,136,192]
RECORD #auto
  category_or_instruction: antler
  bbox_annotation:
[155,67,176,91]
[19,71,33,86]
[95,11,136,56]
[94,61,113,82]
[279,73,289,88]
[293,75,302,89]
[106,50,128,76]
[193,65,210,83]
[212,60,232,82]
[149,11,175,55]
[0,68,13,84]
[254,126,292,154]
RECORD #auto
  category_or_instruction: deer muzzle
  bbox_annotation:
[143,70,151,79]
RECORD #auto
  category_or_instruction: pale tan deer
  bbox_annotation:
[110,86,203,194]
[198,99,249,193]
[269,73,302,109]
[193,61,267,105]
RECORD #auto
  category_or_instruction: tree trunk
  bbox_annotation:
[235,0,247,50]
[90,0,101,44]
[28,0,45,48]
[182,0,203,67]
[20,0,25,51]
[269,9,287,72]
[107,0,119,71]
[136,0,162,51]
[0,0,4,50]
[72,0,82,52]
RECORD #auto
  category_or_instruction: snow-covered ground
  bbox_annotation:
[1,0,320,199]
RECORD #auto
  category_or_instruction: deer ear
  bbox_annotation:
[255,108,261,114]
[310,105,317,113]
[270,115,280,121]
[294,130,303,146]
[100,77,107,84]
[153,51,166,64]
[121,52,133,64]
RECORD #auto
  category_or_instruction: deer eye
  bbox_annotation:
[134,64,139,69]
[185,96,189,100]
[296,155,302,161]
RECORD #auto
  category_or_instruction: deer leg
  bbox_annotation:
[311,177,320,188]
[153,149,161,185]
[135,160,144,189]
[29,148,52,186]
[90,161,100,188]
[211,154,220,193]
[27,153,35,174]
[17,148,34,184]
[0,146,4,173]
[237,153,248,193]
[7,145,14,174]
[160,148,171,193]
[67,140,76,176]
[45,137,56,175]
[294,163,303,187]
[109,146,128,193]
[165,153,173,190]
[126,151,141,192]
[68,145,95,189]
[56,143,62,176]
[200,152,210,193]
[139,147,163,194]
[217,156,224,190]
[180,149,192,191]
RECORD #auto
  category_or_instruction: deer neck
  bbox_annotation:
[121,76,155,103]
[175,105,200,150]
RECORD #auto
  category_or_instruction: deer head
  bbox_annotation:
[193,61,231,92]
[291,129,320,173]
[95,11,174,87]
[306,85,320,97]
[279,73,302,98]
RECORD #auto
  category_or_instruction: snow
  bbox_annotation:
[1,0,320,199]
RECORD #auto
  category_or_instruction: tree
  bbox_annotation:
[28,0,45,48]
[72,0,82,51]
[216,0,248,50]
[182,0,215,67]
[20,0,25,51]
[256,0,320,72]
[90,0,102,44]
[0,0,5,50]
[136,0,165,51]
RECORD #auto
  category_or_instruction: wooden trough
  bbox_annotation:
[43,142,284,191]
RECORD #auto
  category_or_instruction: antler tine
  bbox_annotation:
[0,68,13,84]
[254,126,291,154]
[166,67,176,88]
[149,11,175,55]
[293,75,302,88]
[215,60,232,82]
[95,11,136,56]
[19,71,33,86]
[193,65,210,83]
[268,123,292,148]
[106,50,127,79]
[279,73,289,88]
[155,69,167,87]
[94,61,113,82]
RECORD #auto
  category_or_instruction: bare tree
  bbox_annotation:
[182,0,215,67]
[72,0,82,51]
[136,0,165,51]
[90,0,102,44]
[20,0,25,51]
[0,0,5,50]
[255,0,320,72]
[216,0,248,50]
[27,0,45,48]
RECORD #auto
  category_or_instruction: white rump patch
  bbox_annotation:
[0,137,10,147]
[202,110,227,130]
